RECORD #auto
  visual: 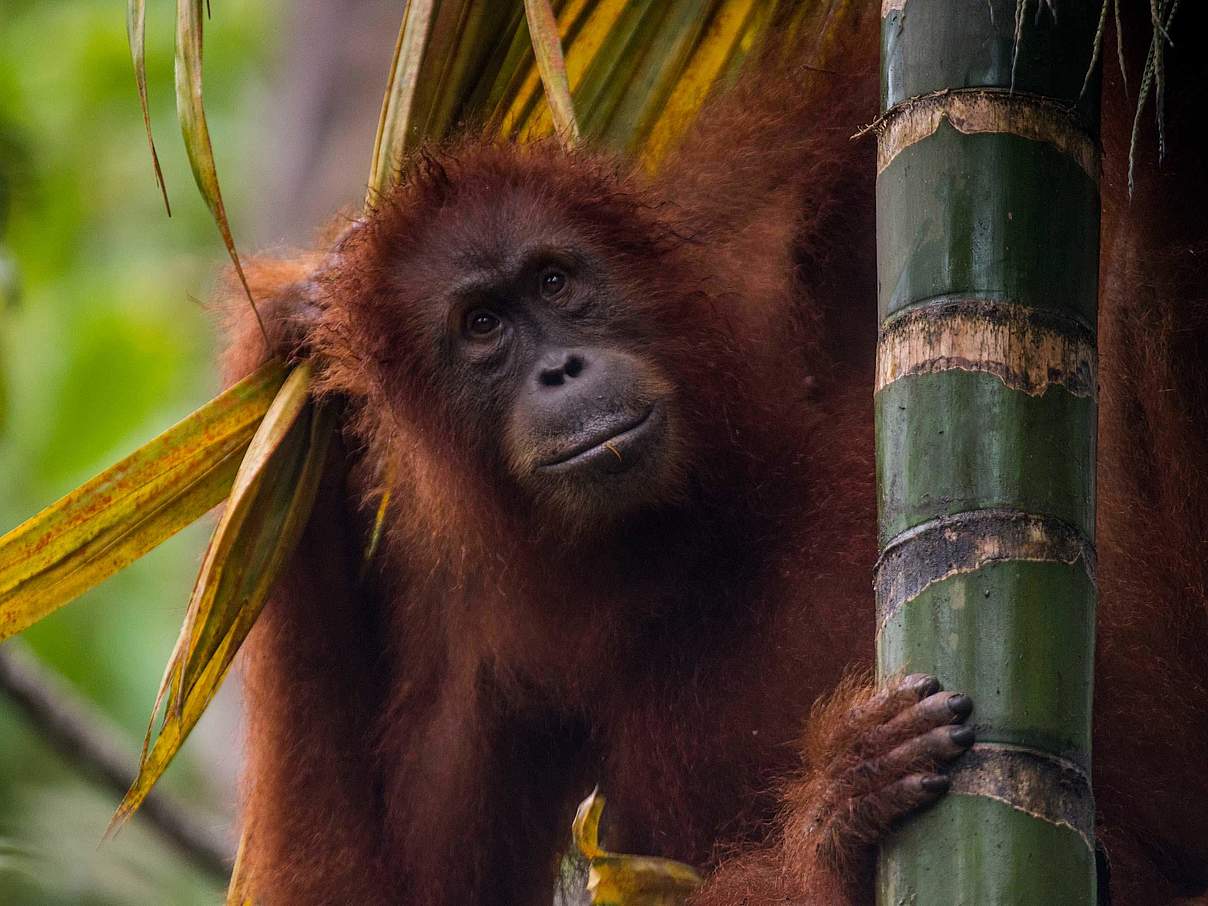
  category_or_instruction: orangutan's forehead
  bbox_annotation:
[441,238,580,299]
[428,191,585,278]
[456,184,574,240]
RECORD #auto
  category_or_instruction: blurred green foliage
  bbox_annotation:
[0,0,279,901]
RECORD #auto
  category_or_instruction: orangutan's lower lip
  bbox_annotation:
[537,406,658,472]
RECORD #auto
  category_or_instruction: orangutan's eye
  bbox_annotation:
[539,269,567,298]
[464,309,502,338]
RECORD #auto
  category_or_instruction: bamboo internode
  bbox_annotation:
[874,1,1102,902]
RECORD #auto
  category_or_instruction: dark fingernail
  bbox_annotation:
[910,674,941,696]
[950,726,975,746]
[921,775,950,794]
[947,694,973,718]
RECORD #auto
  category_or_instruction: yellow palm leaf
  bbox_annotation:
[111,363,333,833]
[0,361,286,642]
[573,790,703,906]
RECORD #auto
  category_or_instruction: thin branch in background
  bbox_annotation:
[0,640,232,881]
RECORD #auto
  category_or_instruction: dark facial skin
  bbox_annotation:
[433,238,682,526]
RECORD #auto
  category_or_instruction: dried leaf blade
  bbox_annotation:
[127,0,172,214]
[171,364,316,709]
[111,365,333,832]
[0,361,287,642]
[175,0,265,340]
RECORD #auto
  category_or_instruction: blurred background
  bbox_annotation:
[0,1,400,901]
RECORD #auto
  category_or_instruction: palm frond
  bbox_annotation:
[126,0,172,215]
[175,0,264,340]
[0,361,287,642]
[111,364,332,834]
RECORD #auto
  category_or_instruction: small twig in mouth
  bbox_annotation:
[603,442,623,464]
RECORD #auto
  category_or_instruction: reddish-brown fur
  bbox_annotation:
[223,8,1208,905]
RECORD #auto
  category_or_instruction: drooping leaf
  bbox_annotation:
[572,790,702,906]
[0,361,287,642]
[109,363,333,833]
[175,0,265,340]
[369,0,438,199]
[127,0,172,215]
[171,365,316,705]
[524,0,579,144]
[412,3,517,155]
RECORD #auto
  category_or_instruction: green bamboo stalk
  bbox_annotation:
[873,2,1101,902]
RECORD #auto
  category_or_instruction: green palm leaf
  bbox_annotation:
[0,361,286,642]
